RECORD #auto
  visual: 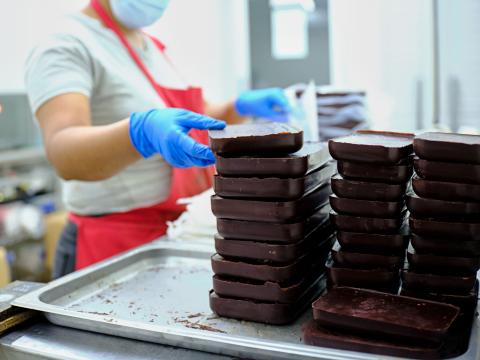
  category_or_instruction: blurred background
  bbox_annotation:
[0,0,478,285]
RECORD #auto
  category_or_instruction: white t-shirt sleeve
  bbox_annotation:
[24,34,94,114]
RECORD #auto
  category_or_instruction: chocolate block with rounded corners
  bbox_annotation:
[331,174,406,201]
[215,142,330,178]
[414,157,480,184]
[214,224,334,263]
[407,246,480,275]
[411,233,480,257]
[330,210,406,234]
[337,228,409,254]
[409,217,480,241]
[216,203,330,243]
[407,193,480,219]
[337,159,413,184]
[413,132,480,164]
[330,194,405,218]
[312,287,459,343]
[329,130,413,164]
[331,242,405,270]
[412,176,480,202]
[213,161,336,200]
[211,183,331,223]
[209,123,303,155]
[401,270,476,295]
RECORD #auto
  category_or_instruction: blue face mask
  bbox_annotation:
[110,0,170,29]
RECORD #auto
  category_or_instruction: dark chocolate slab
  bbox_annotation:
[329,130,414,164]
[412,176,480,202]
[337,228,409,254]
[312,287,459,343]
[209,123,303,155]
[409,217,480,241]
[216,203,330,243]
[330,194,405,218]
[407,246,480,275]
[211,183,331,222]
[414,157,480,184]
[330,210,406,234]
[414,132,480,164]
[215,142,330,178]
[407,193,480,219]
[214,224,334,263]
[411,233,480,257]
[331,174,406,201]
[401,270,477,295]
[337,159,413,184]
[213,161,335,200]
[331,242,405,270]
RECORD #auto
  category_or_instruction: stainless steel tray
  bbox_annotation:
[13,241,479,360]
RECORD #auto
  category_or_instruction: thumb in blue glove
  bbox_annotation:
[235,87,292,121]
[129,108,225,168]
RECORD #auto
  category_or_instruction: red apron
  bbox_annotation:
[72,0,214,270]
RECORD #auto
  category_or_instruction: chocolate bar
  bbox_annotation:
[213,161,335,200]
[214,225,334,263]
[330,211,406,234]
[412,176,480,202]
[409,217,480,241]
[401,270,476,295]
[414,157,480,184]
[211,183,331,223]
[331,242,405,270]
[209,123,303,155]
[411,233,480,257]
[413,132,480,164]
[337,229,409,254]
[331,174,406,201]
[312,287,459,343]
[329,130,414,164]
[407,194,480,219]
[407,247,480,275]
[330,195,405,218]
[216,203,330,243]
[215,141,330,178]
[337,159,413,184]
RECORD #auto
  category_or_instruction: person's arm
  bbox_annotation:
[204,101,245,124]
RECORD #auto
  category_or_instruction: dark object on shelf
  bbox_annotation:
[213,161,335,200]
[337,159,413,184]
[330,211,406,234]
[311,287,459,343]
[211,183,331,223]
[330,194,405,218]
[411,233,480,257]
[412,176,480,202]
[209,123,303,155]
[409,217,480,241]
[215,141,330,178]
[329,130,413,164]
[414,157,480,185]
[407,247,480,275]
[331,242,405,270]
[216,203,330,243]
[331,174,405,201]
[413,132,480,164]
[401,270,477,295]
[407,193,480,219]
[337,228,409,254]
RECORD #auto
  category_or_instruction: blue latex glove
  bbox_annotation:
[129,108,226,168]
[235,88,291,120]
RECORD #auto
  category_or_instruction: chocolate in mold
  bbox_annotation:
[331,174,405,201]
[412,176,480,202]
[330,195,405,218]
[414,157,480,184]
[337,159,413,184]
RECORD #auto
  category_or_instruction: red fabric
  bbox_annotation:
[73,0,214,269]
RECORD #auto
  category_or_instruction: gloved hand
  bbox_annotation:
[235,88,291,121]
[129,108,225,168]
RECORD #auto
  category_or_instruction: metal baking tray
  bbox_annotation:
[13,241,479,360]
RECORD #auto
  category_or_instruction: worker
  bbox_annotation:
[25,0,291,278]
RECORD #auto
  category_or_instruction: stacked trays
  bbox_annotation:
[208,123,335,324]
[402,132,480,316]
[327,130,414,292]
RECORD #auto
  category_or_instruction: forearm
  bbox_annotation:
[46,119,141,181]
[204,101,246,124]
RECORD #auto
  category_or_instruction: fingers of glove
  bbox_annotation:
[267,88,292,114]
[175,131,216,166]
[175,111,226,131]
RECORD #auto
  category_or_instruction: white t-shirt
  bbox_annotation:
[25,13,190,215]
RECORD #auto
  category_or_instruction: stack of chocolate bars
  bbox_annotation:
[327,130,414,292]
[208,123,335,324]
[402,132,480,317]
